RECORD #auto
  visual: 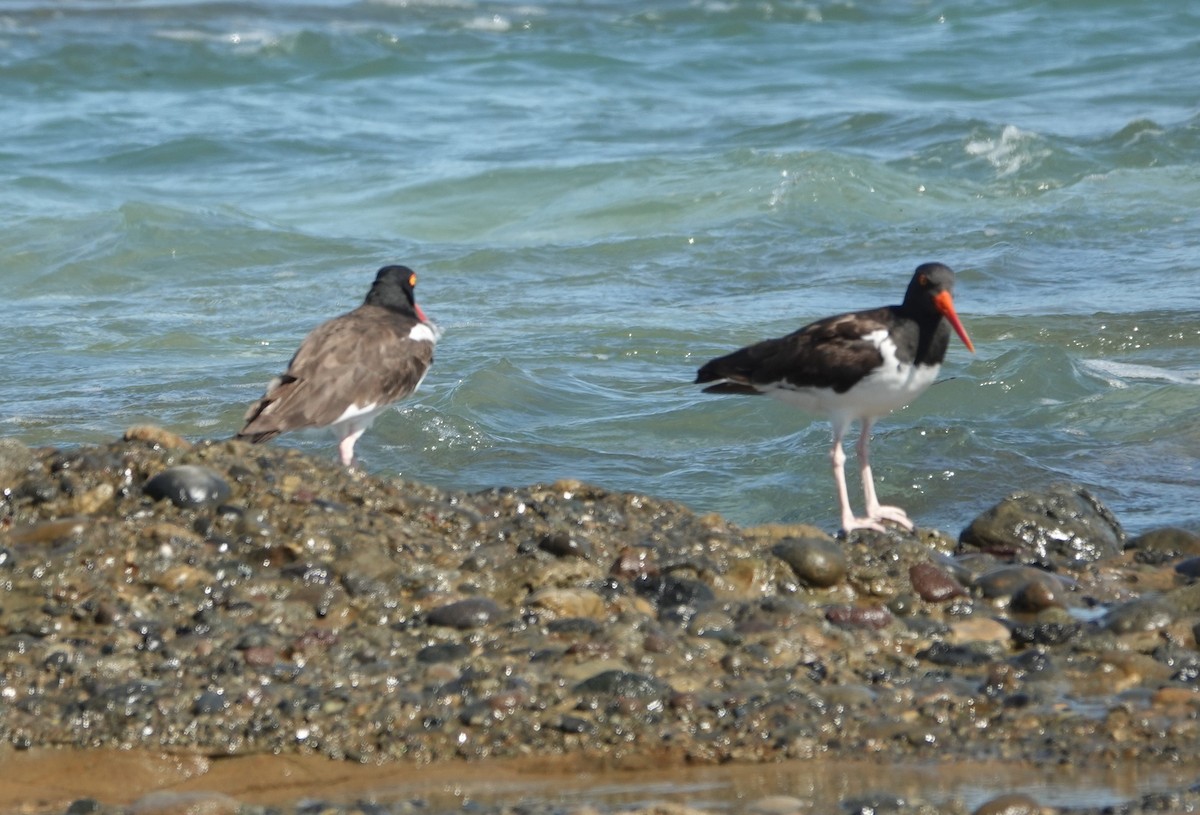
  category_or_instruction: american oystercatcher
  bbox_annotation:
[237,265,439,468]
[695,262,974,533]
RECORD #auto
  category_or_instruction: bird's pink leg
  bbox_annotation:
[830,420,887,534]
[337,428,366,469]
[857,419,914,530]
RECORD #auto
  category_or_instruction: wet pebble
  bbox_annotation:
[974,566,1063,603]
[947,617,1011,646]
[909,562,967,602]
[918,641,997,668]
[633,574,715,612]
[143,465,231,509]
[772,536,847,587]
[193,690,229,715]
[959,483,1123,566]
[825,604,892,630]
[574,669,669,700]
[1127,526,1200,562]
[9,517,88,546]
[1101,597,1177,634]
[528,587,608,620]
[538,530,592,559]
[1174,557,1200,580]
[1010,576,1066,613]
[972,792,1041,815]
[426,597,505,629]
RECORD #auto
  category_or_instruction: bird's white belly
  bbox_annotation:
[331,401,387,434]
[765,331,941,419]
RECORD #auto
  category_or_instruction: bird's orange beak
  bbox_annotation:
[932,290,975,353]
[415,304,428,323]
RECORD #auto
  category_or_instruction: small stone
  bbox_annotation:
[242,646,276,667]
[1175,557,1200,579]
[633,573,715,611]
[143,465,231,509]
[71,483,115,515]
[9,517,88,547]
[527,587,607,620]
[1010,576,1065,613]
[909,562,967,602]
[538,531,592,559]
[573,669,669,699]
[946,617,1011,646]
[1151,687,1200,708]
[150,565,213,592]
[610,546,659,580]
[426,597,504,629]
[416,642,473,664]
[192,690,229,715]
[973,792,1041,815]
[975,566,1063,602]
[825,604,892,630]
[919,640,998,667]
[688,610,739,643]
[772,537,848,587]
[1102,597,1177,634]
[1127,526,1200,558]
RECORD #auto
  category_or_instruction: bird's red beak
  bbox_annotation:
[932,290,975,353]
[415,304,429,323]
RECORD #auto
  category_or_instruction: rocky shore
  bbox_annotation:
[2,429,1200,815]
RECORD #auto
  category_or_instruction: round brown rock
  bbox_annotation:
[772,537,848,588]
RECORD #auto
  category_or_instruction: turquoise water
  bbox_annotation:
[3,0,1198,536]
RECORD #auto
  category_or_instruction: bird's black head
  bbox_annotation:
[365,264,427,320]
[904,262,956,305]
[904,262,974,352]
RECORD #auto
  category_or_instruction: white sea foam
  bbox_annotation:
[1080,359,1200,388]
[964,124,1050,177]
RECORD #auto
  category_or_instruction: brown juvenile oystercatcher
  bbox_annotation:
[237,264,439,468]
[695,262,974,533]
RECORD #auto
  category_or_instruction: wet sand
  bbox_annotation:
[3,747,1199,814]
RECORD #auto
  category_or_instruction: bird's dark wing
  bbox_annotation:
[696,307,893,395]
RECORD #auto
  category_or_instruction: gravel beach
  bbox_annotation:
[2,429,1200,814]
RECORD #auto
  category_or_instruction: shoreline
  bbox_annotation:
[2,429,1200,813]
[3,746,1199,814]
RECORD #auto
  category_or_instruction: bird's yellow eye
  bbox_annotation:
[409,273,417,287]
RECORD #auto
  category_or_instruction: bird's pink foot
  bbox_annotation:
[868,504,914,530]
[841,515,890,534]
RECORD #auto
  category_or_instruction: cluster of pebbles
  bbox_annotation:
[2,428,1200,815]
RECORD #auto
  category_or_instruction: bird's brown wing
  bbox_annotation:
[238,305,435,442]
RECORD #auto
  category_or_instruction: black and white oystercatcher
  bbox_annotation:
[695,262,975,533]
[237,265,439,468]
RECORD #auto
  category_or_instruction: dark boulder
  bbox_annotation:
[959,483,1123,567]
